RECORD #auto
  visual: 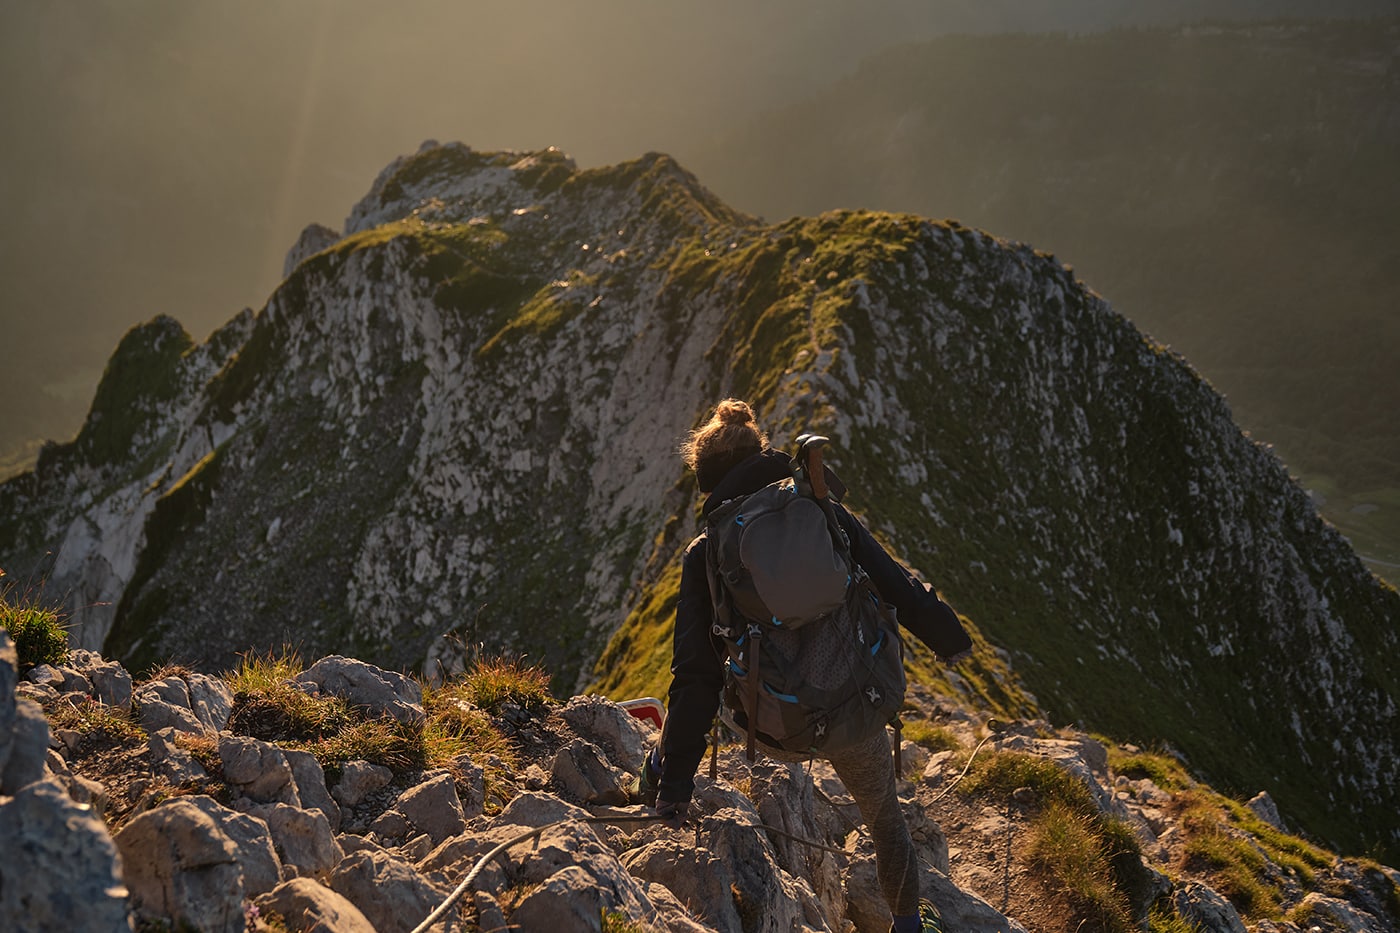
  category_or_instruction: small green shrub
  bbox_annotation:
[0,592,69,672]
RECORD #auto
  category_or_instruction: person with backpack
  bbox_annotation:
[639,398,973,933]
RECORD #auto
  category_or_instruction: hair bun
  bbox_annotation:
[715,399,754,425]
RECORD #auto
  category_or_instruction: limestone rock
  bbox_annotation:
[287,748,342,831]
[1173,880,1248,933]
[1247,790,1286,832]
[220,734,301,805]
[447,753,487,819]
[256,877,376,933]
[0,778,130,933]
[329,849,456,933]
[66,649,133,711]
[386,771,466,844]
[183,794,283,898]
[559,694,650,773]
[135,676,206,735]
[333,759,394,806]
[249,802,344,880]
[2,696,51,794]
[295,656,424,724]
[148,727,209,785]
[1295,892,1383,933]
[511,863,657,931]
[550,736,630,805]
[186,672,234,732]
[115,796,246,932]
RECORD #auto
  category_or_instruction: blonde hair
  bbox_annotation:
[682,399,769,491]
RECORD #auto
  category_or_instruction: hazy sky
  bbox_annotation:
[1,0,1393,450]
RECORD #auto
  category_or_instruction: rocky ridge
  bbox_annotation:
[0,141,1395,860]
[4,631,1398,933]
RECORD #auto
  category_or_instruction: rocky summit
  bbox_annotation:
[0,141,1396,866]
[3,632,1398,933]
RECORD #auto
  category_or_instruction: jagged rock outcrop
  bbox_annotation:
[1,646,1397,932]
[1,140,1396,860]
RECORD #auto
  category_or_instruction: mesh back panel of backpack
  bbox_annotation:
[766,610,856,694]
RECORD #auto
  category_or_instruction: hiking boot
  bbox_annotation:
[891,900,944,933]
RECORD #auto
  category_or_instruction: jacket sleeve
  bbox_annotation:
[836,506,973,661]
[657,534,724,804]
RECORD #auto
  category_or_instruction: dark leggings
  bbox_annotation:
[825,730,920,916]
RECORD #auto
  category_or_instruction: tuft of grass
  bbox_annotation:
[1029,799,1135,932]
[960,750,1149,932]
[459,656,553,712]
[45,695,146,744]
[601,910,657,933]
[1107,745,1193,791]
[0,587,69,672]
[901,718,962,752]
[1148,904,1202,933]
[225,648,355,744]
[1176,790,1283,919]
[308,718,424,776]
[422,683,518,768]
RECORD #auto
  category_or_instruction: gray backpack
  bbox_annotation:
[704,440,905,760]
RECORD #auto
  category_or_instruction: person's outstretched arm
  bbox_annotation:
[837,506,973,661]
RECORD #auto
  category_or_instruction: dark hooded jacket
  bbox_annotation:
[657,448,973,804]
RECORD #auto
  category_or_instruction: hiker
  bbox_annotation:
[640,398,972,933]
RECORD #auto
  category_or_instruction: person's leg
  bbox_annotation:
[825,729,921,918]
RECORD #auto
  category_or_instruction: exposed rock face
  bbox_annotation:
[0,140,1396,859]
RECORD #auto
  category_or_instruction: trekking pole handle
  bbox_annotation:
[799,435,831,500]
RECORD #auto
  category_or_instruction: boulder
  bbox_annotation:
[387,771,466,844]
[550,737,630,805]
[295,656,424,724]
[624,807,823,933]
[135,676,206,735]
[558,694,650,772]
[148,727,209,785]
[66,650,133,711]
[510,864,658,931]
[115,796,247,932]
[220,734,301,805]
[333,759,394,807]
[287,748,342,831]
[1246,791,1286,832]
[256,877,375,933]
[1295,893,1383,933]
[329,849,454,933]
[186,672,234,732]
[0,778,130,933]
[2,697,51,794]
[249,803,344,880]
[183,795,283,898]
[447,753,487,819]
[1173,880,1248,933]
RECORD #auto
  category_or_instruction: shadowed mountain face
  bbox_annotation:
[0,143,1395,861]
